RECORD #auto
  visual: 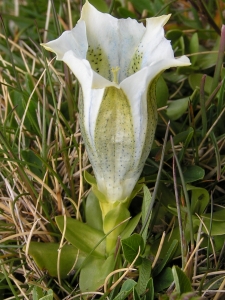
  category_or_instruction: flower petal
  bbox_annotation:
[93,87,136,202]
[128,15,176,75]
[41,21,88,60]
[81,1,145,82]
[121,56,190,176]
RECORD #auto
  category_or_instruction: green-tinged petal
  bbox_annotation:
[93,86,136,202]
[81,1,145,82]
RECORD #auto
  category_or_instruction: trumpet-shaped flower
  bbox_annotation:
[42,1,190,203]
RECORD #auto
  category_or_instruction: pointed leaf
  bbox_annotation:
[133,287,141,300]
[26,242,85,278]
[146,278,154,300]
[113,279,137,300]
[154,267,173,292]
[79,254,115,293]
[166,97,189,120]
[85,191,103,231]
[55,216,105,258]
[121,212,141,240]
[172,265,192,294]
[136,258,152,295]
[152,239,178,276]
[187,185,209,215]
[141,185,152,245]
[182,167,205,184]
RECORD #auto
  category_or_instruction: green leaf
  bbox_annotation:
[196,40,219,69]
[199,217,225,236]
[182,166,205,184]
[133,287,141,300]
[166,30,185,57]
[117,7,136,19]
[85,191,103,231]
[152,239,178,276]
[165,128,194,154]
[39,290,53,300]
[88,0,108,12]
[120,212,141,240]
[146,277,154,300]
[156,75,169,108]
[188,73,213,93]
[189,33,199,65]
[166,30,183,45]
[26,242,85,278]
[55,216,106,258]
[157,182,176,208]
[121,234,144,266]
[202,208,225,221]
[166,97,189,120]
[172,265,192,294]
[113,279,137,300]
[187,185,209,214]
[129,0,152,13]
[21,149,43,178]
[154,267,173,292]
[79,254,115,293]
[32,286,44,300]
[136,258,151,295]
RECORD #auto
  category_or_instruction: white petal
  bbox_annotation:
[62,51,117,140]
[41,21,88,60]
[93,86,136,201]
[80,1,145,82]
[121,56,190,174]
[128,15,177,75]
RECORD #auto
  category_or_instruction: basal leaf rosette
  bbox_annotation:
[42,1,190,207]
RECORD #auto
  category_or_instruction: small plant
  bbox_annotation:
[0,0,225,299]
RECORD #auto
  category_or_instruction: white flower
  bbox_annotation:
[42,1,190,203]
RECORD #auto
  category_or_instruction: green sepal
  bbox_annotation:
[55,216,106,258]
[25,242,85,278]
[84,170,143,208]
[79,254,115,293]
